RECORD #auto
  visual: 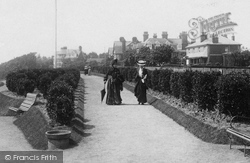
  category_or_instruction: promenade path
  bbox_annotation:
[64,75,250,163]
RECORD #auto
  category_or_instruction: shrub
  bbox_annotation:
[216,72,250,116]
[46,80,74,126]
[6,72,27,93]
[146,70,152,89]
[151,69,160,91]
[158,69,173,94]
[179,70,194,103]
[170,72,181,98]
[192,71,221,110]
[37,73,53,98]
[47,95,74,126]
[16,78,36,96]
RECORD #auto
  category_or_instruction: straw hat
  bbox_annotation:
[137,60,146,66]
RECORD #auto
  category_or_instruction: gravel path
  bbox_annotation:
[63,75,250,163]
[0,117,34,151]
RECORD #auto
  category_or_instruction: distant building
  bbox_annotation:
[186,34,241,66]
[111,31,188,61]
[54,46,84,68]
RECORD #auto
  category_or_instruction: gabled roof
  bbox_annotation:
[168,38,182,45]
[113,41,132,54]
[186,35,241,48]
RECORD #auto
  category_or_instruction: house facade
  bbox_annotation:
[186,34,241,66]
[54,46,82,68]
[111,31,188,61]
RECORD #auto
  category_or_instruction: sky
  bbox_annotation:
[0,0,250,64]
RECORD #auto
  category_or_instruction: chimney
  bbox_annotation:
[132,37,139,43]
[180,31,188,50]
[200,32,207,42]
[153,33,157,38]
[162,31,168,39]
[212,34,218,43]
[120,37,126,53]
[143,32,149,42]
[232,35,235,41]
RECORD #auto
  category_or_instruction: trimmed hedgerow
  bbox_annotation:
[192,71,221,111]
[216,72,250,116]
[158,69,173,94]
[93,66,250,117]
[170,71,181,98]
[151,69,161,91]
[178,70,194,103]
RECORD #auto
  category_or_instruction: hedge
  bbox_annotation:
[93,66,250,117]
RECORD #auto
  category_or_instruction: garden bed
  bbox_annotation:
[12,78,85,150]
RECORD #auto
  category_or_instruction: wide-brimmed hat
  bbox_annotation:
[137,60,146,66]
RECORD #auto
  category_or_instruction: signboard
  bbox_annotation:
[188,12,237,40]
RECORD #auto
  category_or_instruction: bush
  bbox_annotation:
[170,72,181,98]
[179,70,194,103]
[151,69,161,91]
[16,78,36,96]
[192,71,221,110]
[216,72,250,116]
[46,80,75,126]
[158,69,173,94]
[37,73,53,98]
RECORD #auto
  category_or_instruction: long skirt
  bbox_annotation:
[134,80,147,104]
[106,78,122,105]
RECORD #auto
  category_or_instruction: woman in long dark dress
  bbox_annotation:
[104,59,124,105]
[134,60,148,105]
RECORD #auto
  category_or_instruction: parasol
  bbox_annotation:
[101,83,106,103]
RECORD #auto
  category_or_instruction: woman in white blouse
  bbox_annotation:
[134,60,148,105]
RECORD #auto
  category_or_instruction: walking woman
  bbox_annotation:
[104,59,124,105]
[134,60,148,105]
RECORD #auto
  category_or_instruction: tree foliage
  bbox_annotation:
[151,45,174,66]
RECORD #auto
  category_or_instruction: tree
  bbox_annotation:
[137,46,151,63]
[123,49,137,66]
[99,52,109,58]
[151,45,174,66]
[88,52,98,58]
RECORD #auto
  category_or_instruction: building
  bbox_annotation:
[143,31,188,51]
[112,37,132,60]
[54,46,84,68]
[186,34,241,66]
[111,31,188,61]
